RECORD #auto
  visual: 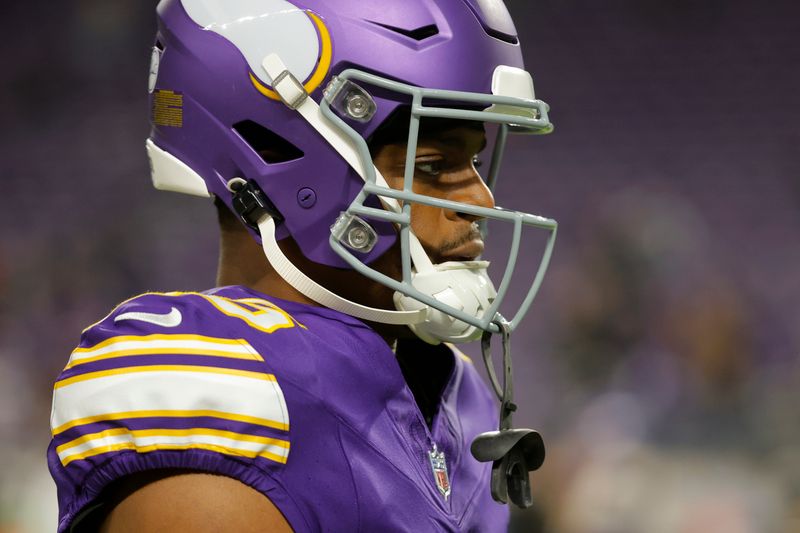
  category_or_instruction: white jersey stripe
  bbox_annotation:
[67,335,261,368]
[51,368,289,436]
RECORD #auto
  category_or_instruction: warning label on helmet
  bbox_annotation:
[152,89,183,127]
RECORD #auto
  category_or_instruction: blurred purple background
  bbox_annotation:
[1,1,798,531]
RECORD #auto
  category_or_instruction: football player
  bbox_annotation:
[48,0,558,531]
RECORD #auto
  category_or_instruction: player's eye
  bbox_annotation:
[415,159,443,176]
[472,156,483,169]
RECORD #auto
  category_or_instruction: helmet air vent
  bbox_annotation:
[462,0,519,45]
[232,120,304,164]
[371,22,439,42]
[482,27,518,45]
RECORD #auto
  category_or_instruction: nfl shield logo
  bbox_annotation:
[428,444,451,500]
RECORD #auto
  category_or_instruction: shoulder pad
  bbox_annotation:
[81,290,301,341]
[51,291,291,470]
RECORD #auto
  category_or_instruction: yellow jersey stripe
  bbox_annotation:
[57,427,290,454]
[52,409,289,436]
[66,346,263,370]
[61,441,289,467]
[56,427,129,452]
[74,334,247,352]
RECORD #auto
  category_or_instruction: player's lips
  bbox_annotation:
[439,239,485,262]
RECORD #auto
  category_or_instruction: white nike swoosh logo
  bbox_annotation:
[114,307,183,328]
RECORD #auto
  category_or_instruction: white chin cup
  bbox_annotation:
[393,261,497,344]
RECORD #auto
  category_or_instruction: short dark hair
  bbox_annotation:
[368,106,483,153]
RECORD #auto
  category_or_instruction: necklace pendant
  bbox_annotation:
[428,443,451,500]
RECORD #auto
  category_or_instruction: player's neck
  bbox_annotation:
[216,225,403,347]
[216,224,317,306]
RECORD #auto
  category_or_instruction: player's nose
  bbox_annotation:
[446,167,495,223]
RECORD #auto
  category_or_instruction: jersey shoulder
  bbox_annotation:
[78,288,303,343]
[50,290,300,532]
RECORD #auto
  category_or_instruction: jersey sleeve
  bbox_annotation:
[48,292,294,532]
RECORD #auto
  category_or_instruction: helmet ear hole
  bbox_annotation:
[233,120,304,164]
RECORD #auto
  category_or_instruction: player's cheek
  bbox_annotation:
[410,205,445,241]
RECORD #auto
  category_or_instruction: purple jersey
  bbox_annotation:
[48,286,508,531]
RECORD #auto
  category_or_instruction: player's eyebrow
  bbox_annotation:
[424,129,487,153]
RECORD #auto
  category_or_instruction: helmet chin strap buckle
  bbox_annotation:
[470,318,545,508]
[229,178,283,231]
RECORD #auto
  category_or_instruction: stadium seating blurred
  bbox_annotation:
[1,1,798,531]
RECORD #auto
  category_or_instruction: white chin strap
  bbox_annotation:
[259,54,497,343]
[257,214,425,325]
